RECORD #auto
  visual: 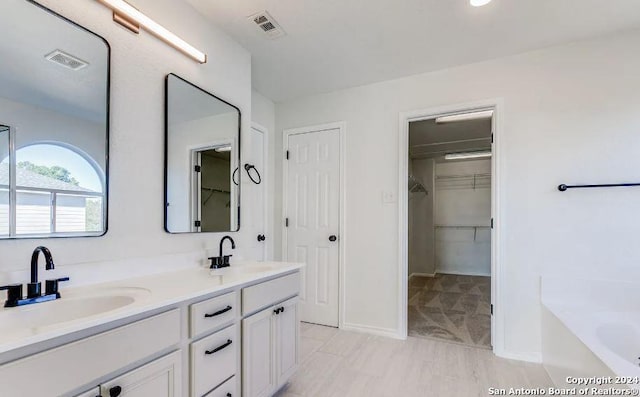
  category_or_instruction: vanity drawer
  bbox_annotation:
[242,272,300,315]
[205,375,237,397]
[190,291,238,337]
[191,324,238,397]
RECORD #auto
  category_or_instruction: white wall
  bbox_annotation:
[408,158,435,276]
[275,30,640,358]
[434,159,491,276]
[0,0,255,271]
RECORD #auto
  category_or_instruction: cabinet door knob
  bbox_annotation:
[257,234,266,242]
[329,235,338,242]
[109,386,122,397]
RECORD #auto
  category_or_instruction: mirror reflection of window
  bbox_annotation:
[0,126,9,237]
[13,144,104,235]
[0,0,109,239]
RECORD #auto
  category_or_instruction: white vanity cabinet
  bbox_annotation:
[100,351,182,397]
[242,272,300,397]
[0,267,302,397]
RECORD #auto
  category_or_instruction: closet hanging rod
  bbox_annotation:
[558,183,640,192]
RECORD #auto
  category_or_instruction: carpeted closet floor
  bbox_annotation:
[408,273,491,348]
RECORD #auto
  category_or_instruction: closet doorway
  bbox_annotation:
[400,105,499,350]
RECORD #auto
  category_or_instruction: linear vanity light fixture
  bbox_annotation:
[97,0,207,63]
[435,110,493,124]
[444,151,492,160]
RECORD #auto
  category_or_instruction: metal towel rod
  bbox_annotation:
[558,183,640,191]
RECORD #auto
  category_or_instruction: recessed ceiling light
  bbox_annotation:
[470,0,492,6]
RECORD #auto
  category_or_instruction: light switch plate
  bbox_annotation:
[382,190,397,204]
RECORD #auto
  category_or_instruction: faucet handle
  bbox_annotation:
[0,284,23,307]
[45,277,69,297]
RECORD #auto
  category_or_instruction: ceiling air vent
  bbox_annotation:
[45,50,89,71]
[249,11,286,39]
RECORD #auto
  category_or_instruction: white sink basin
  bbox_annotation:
[0,287,150,336]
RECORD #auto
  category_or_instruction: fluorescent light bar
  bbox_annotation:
[97,0,207,63]
[470,0,493,6]
[215,146,232,152]
[435,110,493,124]
[444,151,492,160]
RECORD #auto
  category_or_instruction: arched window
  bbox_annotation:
[1,142,105,236]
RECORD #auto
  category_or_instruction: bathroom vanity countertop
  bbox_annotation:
[0,261,303,356]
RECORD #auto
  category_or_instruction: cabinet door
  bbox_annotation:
[100,351,181,397]
[74,387,101,397]
[275,297,299,386]
[242,306,275,397]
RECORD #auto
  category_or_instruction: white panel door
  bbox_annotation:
[286,129,340,327]
[248,126,267,261]
[100,351,181,397]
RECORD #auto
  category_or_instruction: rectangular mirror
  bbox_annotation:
[165,74,241,233]
[0,0,110,239]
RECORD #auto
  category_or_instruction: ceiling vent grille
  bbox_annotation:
[249,11,286,39]
[45,50,89,71]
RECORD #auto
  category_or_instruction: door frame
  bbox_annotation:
[282,121,346,328]
[398,99,505,356]
[251,122,270,260]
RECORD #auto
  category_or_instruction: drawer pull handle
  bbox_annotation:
[205,339,233,355]
[227,394,232,397]
[109,386,122,397]
[204,305,232,318]
[273,306,286,315]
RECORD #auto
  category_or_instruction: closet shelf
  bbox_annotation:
[435,173,491,190]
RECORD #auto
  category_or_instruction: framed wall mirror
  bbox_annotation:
[165,74,241,233]
[0,0,110,239]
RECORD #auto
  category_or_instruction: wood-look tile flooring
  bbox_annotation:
[275,323,553,397]
[409,274,492,348]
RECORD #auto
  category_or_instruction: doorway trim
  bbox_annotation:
[251,122,271,260]
[282,121,346,329]
[398,99,505,356]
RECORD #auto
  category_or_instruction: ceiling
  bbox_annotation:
[409,117,491,160]
[186,0,640,102]
[0,0,109,122]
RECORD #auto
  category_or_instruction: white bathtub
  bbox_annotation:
[541,277,640,391]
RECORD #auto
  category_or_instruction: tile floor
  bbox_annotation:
[409,274,491,348]
[275,323,553,397]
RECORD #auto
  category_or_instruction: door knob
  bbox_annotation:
[329,235,338,242]
[109,386,122,397]
[257,234,266,242]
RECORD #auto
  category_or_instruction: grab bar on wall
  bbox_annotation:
[558,183,640,191]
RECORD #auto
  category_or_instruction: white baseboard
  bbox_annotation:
[493,347,543,363]
[340,323,403,340]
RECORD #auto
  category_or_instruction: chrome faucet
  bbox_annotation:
[0,246,69,307]
[209,236,236,269]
